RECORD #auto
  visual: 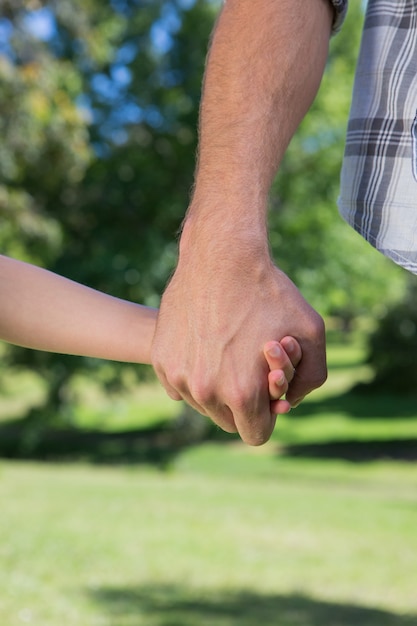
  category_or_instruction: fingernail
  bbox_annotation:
[267,344,282,358]
[276,373,286,387]
[284,338,296,354]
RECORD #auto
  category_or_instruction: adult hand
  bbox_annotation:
[150,0,332,445]
[151,226,326,446]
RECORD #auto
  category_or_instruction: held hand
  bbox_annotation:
[264,337,302,415]
[151,239,326,446]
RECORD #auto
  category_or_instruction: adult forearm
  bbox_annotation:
[187,0,333,238]
[151,0,331,444]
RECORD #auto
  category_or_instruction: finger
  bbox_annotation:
[280,336,302,369]
[204,404,238,433]
[270,398,291,414]
[153,368,183,401]
[264,341,295,383]
[232,394,276,446]
[268,368,288,400]
[182,397,239,433]
[162,378,238,432]
[183,388,237,433]
[154,362,239,433]
[153,366,211,418]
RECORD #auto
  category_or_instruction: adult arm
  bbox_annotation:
[0,255,157,363]
[152,0,333,445]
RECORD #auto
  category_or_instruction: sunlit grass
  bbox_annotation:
[1,328,417,624]
[0,456,416,626]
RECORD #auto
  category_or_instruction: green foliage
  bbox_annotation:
[364,277,417,393]
[0,0,217,424]
[1,0,410,428]
[0,53,90,263]
[1,449,417,623]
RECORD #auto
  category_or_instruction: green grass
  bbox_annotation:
[1,456,417,625]
[1,330,417,625]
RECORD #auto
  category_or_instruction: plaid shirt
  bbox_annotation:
[338,0,417,274]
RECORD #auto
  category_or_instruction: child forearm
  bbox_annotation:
[0,255,157,363]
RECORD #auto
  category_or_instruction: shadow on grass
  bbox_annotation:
[0,401,229,466]
[0,417,187,468]
[1,387,417,465]
[291,389,417,420]
[281,438,417,462]
[278,389,417,462]
[88,584,416,626]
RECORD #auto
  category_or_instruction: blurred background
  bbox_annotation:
[1,1,417,624]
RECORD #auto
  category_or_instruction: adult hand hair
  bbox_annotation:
[151,230,327,446]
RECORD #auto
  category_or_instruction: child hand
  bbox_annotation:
[264,337,302,415]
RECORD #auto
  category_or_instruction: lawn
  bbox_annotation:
[0,330,417,625]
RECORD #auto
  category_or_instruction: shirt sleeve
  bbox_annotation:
[338,0,417,275]
[330,0,348,33]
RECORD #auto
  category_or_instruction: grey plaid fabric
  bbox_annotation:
[338,0,417,274]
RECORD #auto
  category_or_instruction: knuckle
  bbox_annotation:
[189,380,215,407]
[306,311,326,341]
[227,387,253,413]
[153,361,186,393]
[169,370,187,392]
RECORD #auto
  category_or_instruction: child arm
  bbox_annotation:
[0,255,157,363]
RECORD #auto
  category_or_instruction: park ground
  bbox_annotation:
[0,329,417,626]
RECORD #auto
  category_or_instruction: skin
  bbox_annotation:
[0,255,157,363]
[0,256,301,421]
[265,337,303,416]
[151,0,332,445]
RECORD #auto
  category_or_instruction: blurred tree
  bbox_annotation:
[362,277,417,394]
[56,0,216,306]
[0,28,91,264]
[0,0,218,435]
[1,0,409,439]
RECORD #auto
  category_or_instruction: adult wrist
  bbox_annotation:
[179,209,270,262]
